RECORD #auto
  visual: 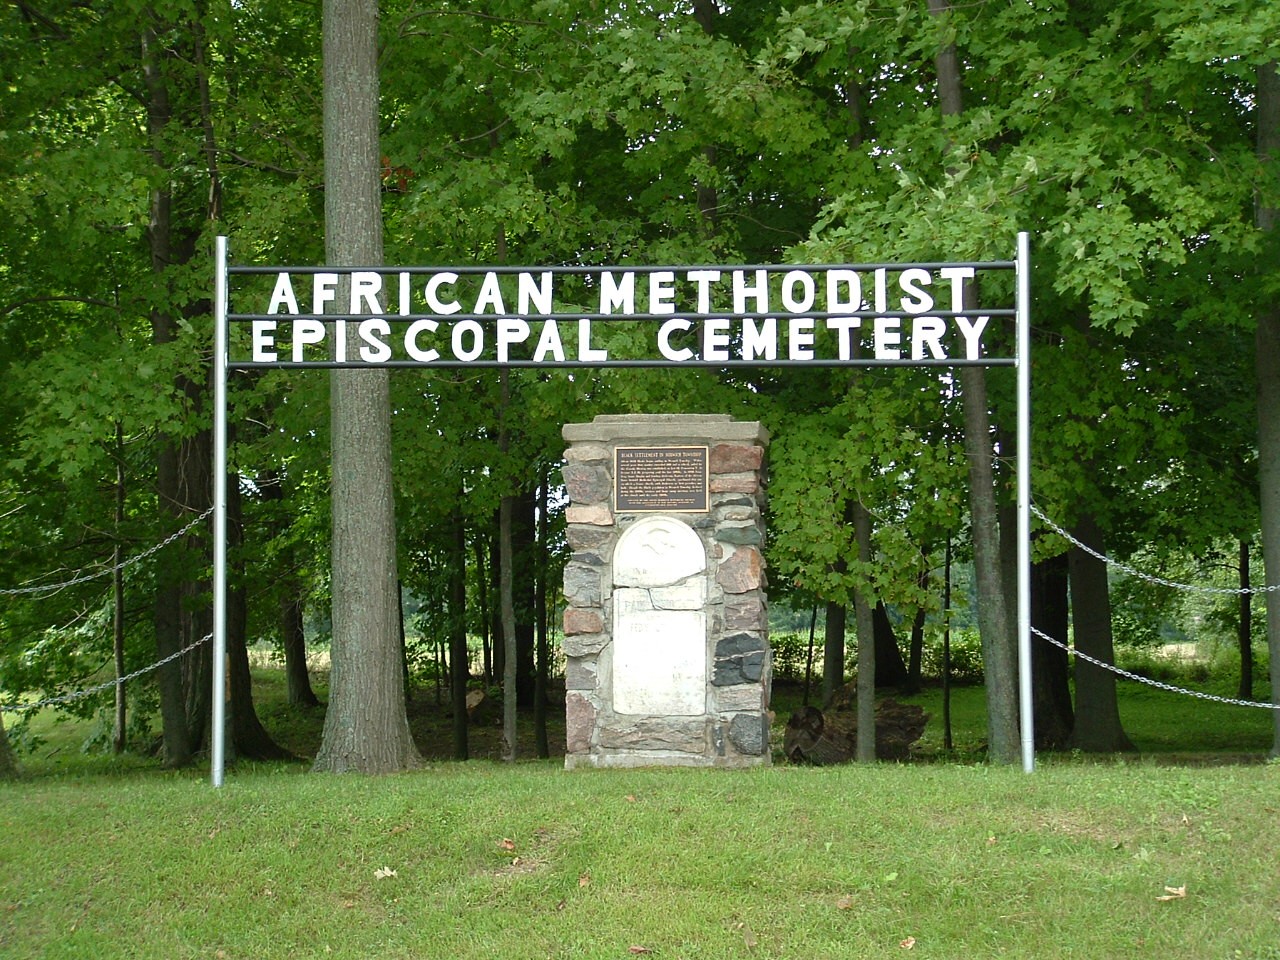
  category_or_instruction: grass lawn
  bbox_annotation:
[3,662,1279,959]
[3,759,1279,959]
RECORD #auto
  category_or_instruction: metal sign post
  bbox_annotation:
[1016,232,1034,772]
[212,236,229,788]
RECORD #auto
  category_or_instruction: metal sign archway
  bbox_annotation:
[211,232,1034,785]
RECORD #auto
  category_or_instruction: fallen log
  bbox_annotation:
[783,700,928,763]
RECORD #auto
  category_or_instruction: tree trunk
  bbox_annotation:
[903,559,928,695]
[0,716,17,780]
[113,423,127,753]
[500,493,518,761]
[514,487,538,708]
[282,595,319,708]
[958,364,1019,763]
[227,623,292,760]
[534,469,550,759]
[852,501,876,762]
[500,375,518,761]
[928,0,1019,763]
[904,607,925,695]
[450,498,469,761]
[144,20,198,769]
[139,2,227,767]
[1238,540,1254,701]
[821,599,845,709]
[181,429,214,754]
[1254,59,1280,757]
[1031,550,1073,749]
[489,521,503,685]
[313,0,419,774]
[227,475,291,760]
[0,711,16,778]
[1068,514,1133,752]
[872,602,909,688]
[803,604,818,706]
[821,503,853,709]
[942,536,954,751]
[153,455,192,766]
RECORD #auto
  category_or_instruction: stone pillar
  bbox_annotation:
[561,414,770,768]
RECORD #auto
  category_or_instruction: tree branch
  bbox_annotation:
[0,296,119,317]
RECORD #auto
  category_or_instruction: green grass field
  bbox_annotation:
[3,757,1279,959]
[4,657,1280,959]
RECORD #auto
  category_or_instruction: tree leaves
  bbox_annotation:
[2,0,1274,763]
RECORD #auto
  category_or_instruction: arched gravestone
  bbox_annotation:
[561,414,770,768]
[612,517,707,716]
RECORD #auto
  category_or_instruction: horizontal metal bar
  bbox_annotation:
[228,309,1018,322]
[228,261,1018,276]
[228,357,1018,370]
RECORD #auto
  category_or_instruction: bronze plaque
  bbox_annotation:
[615,446,709,513]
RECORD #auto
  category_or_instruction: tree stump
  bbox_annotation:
[466,688,494,725]
[783,700,928,763]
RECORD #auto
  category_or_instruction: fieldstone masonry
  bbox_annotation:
[562,414,771,768]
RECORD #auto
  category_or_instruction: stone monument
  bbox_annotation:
[561,414,770,768]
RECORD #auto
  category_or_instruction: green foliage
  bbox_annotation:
[1105,538,1268,654]
[2,0,1277,766]
[919,628,985,685]
[769,631,813,683]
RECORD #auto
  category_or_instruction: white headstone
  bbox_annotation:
[612,518,707,715]
[613,515,706,587]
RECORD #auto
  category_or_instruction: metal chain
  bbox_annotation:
[0,506,216,597]
[1031,504,1280,595]
[1033,626,1280,711]
[0,633,212,713]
